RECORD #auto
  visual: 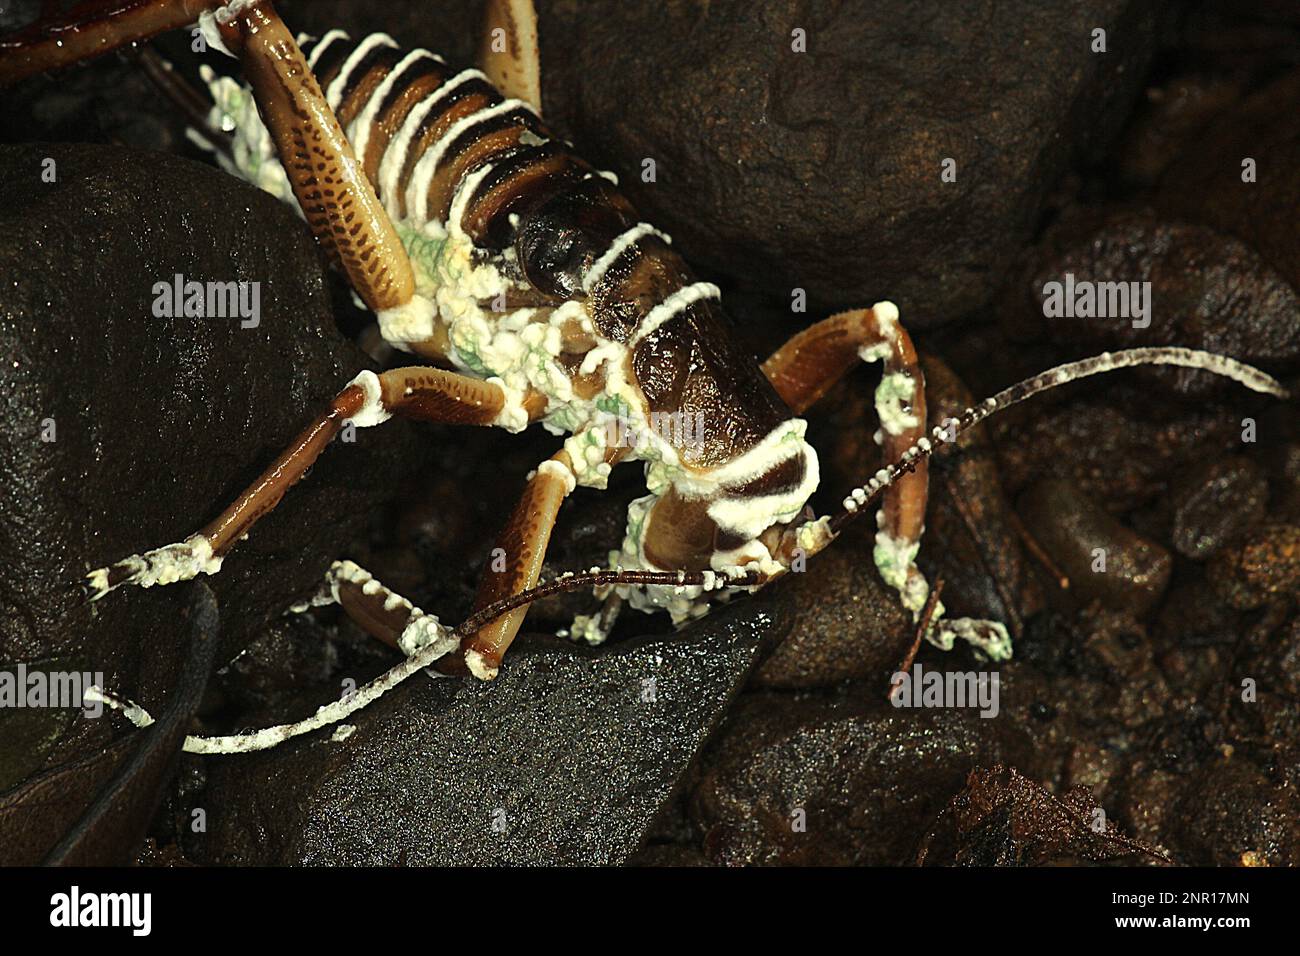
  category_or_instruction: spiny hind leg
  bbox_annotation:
[88,367,536,599]
[761,303,1010,659]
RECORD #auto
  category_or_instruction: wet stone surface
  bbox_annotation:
[1018,479,1173,617]
[0,142,425,840]
[538,0,1168,328]
[191,600,792,866]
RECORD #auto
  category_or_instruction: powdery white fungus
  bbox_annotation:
[582,223,671,293]
[84,687,154,729]
[629,282,720,346]
[872,300,900,336]
[537,459,577,495]
[464,648,498,681]
[196,13,234,57]
[875,372,921,436]
[566,612,611,646]
[87,534,222,600]
[344,370,392,428]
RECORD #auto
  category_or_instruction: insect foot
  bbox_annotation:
[86,534,221,601]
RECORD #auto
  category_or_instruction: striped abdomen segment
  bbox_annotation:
[301,31,590,236]
[300,31,790,463]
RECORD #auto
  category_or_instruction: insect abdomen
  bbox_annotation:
[299,30,790,465]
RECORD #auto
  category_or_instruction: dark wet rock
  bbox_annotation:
[1072,606,1172,730]
[1182,0,1300,76]
[0,143,424,795]
[626,843,713,867]
[990,388,1243,513]
[1063,741,1123,800]
[1158,69,1300,297]
[191,598,791,865]
[1145,703,1222,776]
[1166,456,1268,560]
[39,583,220,866]
[1209,523,1300,609]
[1018,479,1172,616]
[135,837,194,867]
[915,765,1167,866]
[1167,755,1300,866]
[917,355,1046,636]
[1000,209,1300,396]
[1278,619,1300,698]
[537,0,1167,328]
[1155,576,1247,652]
[1116,74,1248,187]
[1112,757,1183,852]
[750,540,911,690]
[688,689,1039,866]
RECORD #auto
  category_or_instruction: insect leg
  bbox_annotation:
[761,304,1009,658]
[0,0,225,87]
[296,559,456,660]
[87,367,538,600]
[209,1,418,317]
[457,449,583,680]
[478,0,543,112]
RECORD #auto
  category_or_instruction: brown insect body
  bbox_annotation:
[284,28,813,576]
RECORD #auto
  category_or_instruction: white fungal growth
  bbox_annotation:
[326,560,444,657]
[84,687,154,729]
[86,534,222,601]
[344,370,392,428]
[196,67,296,205]
[629,282,720,346]
[875,372,921,436]
[464,648,498,681]
[566,612,611,646]
[536,459,578,495]
[583,223,670,293]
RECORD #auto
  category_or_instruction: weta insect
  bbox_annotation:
[2,0,1285,755]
